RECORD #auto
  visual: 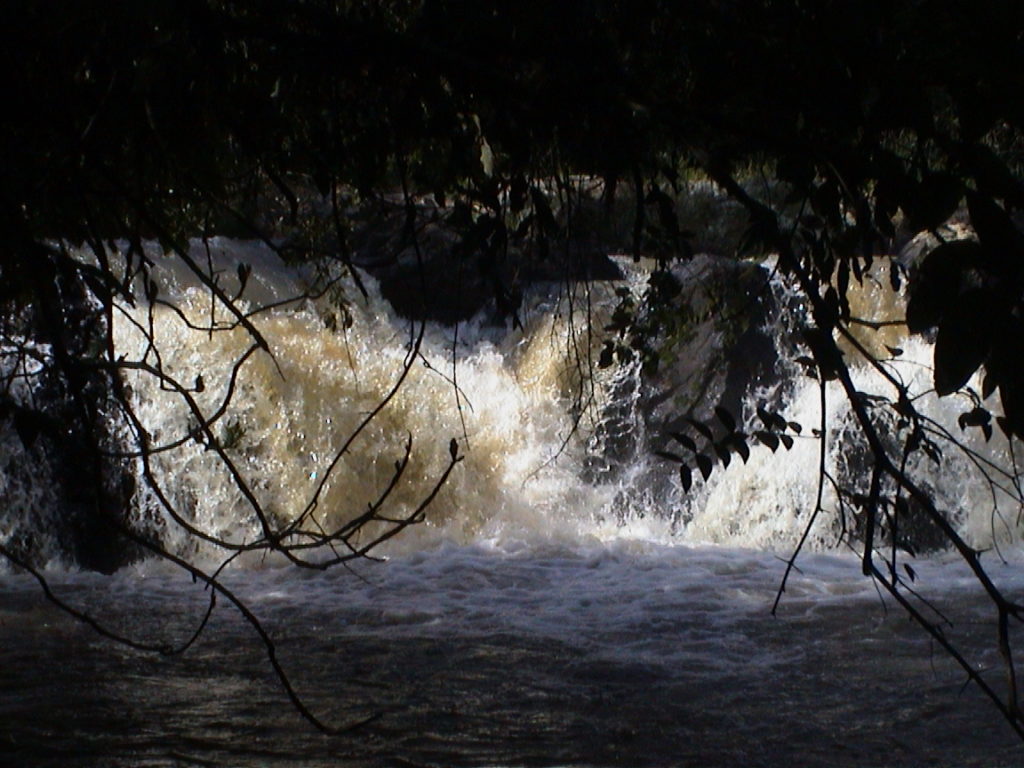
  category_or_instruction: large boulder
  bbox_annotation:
[639,254,798,437]
[348,197,623,325]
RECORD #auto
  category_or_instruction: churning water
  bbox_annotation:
[2,239,1023,766]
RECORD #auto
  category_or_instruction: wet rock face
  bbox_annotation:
[577,255,792,493]
[340,180,768,327]
[627,252,956,554]
[577,253,804,527]
[348,198,624,325]
[0,272,141,574]
[638,255,799,438]
[828,407,953,554]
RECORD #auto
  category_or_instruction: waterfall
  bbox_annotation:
[2,238,1021,568]
[113,240,1024,562]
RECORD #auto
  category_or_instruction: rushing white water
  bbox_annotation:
[112,239,634,557]
[4,238,1024,766]
[107,239,1024,560]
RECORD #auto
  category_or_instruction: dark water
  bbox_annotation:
[2,546,1022,767]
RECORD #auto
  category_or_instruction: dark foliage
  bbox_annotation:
[6,1,1024,421]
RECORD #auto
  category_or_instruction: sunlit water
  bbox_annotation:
[2,240,1024,766]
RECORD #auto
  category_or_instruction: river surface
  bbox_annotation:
[3,545,1023,767]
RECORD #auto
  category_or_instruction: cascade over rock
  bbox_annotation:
[639,254,798,435]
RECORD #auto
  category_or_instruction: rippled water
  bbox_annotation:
[3,545,1022,767]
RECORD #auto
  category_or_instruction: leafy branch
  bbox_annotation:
[655,404,801,492]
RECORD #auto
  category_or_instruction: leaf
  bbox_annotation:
[531,188,557,234]
[669,432,697,452]
[237,263,251,295]
[822,286,841,329]
[933,289,995,396]
[998,380,1024,441]
[801,327,842,380]
[14,410,43,449]
[922,440,943,465]
[513,212,535,238]
[907,428,922,452]
[965,145,1024,205]
[731,438,750,464]
[714,406,736,433]
[850,256,863,286]
[695,453,713,481]
[738,210,778,256]
[787,421,803,434]
[967,191,1024,276]
[889,261,902,292]
[957,407,991,430]
[904,563,917,582]
[755,431,780,452]
[509,175,528,214]
[982,371,998,400]
[779,434,794,450]
[685,417,714,441]
[895,395,917,419]
[714,442,732,468]
[905,240,983,334]
[903,171,963,232]
[885,345,903,357]
[679,464,693,493]
[837,261,850,308]
[647,185,680,244]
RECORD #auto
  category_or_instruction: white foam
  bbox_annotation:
[98,240,1024,563]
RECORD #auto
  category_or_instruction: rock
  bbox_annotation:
[639,254,797,437]
[348,197,623,325]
